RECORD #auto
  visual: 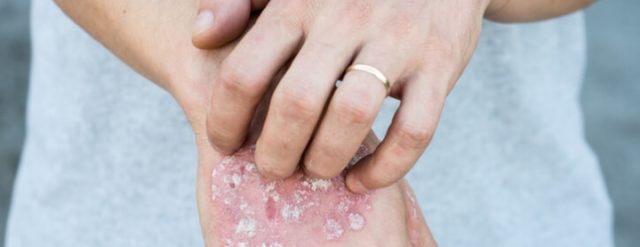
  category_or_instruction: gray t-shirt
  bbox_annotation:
[6,0,613,246]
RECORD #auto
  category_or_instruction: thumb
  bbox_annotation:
[192,0,252,49]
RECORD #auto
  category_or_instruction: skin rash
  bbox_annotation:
[210,145,376,246]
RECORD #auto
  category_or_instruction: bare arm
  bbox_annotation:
[193,0,596,50]
[486,0,595,22]
[54,0,197,89]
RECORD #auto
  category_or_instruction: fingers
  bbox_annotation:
[346,71,446,193]
[192,0,273,49]
[360,130,380,156]
[192,0,251,49]
[246,67,287,144]
[206,5,304,154]
[255,31,359,179]
[342,8,472,192]
[302,42,407,179]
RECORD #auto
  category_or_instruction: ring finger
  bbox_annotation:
[302,42,409,178]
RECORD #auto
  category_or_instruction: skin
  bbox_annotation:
[205,91,435,246]
[53,0,435,245]
[192,0,595,193]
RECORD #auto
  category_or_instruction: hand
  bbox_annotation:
[180,21,437,244]
[185,25,436,245]
[195,76,436,246]
[192,0,491,193]
[56,0,437,244]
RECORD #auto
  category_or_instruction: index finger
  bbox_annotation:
[206,4,303,154]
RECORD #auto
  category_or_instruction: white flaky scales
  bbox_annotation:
[245,163,257,173]
[348,213,364,230]
[323,218,344,240]
[260,242,284,247]
[222,173,243,188]
[235,218,257,238]
[281,204,303,221]
[212,146,373,245]
[303,178,332,192]
[239,202,255,215]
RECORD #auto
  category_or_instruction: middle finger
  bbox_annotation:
[255,26,360,179]
[303,40,409,179]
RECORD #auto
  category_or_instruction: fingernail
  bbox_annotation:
[194,10,215,35]
[347,175,368,193]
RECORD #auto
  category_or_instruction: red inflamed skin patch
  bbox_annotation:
[210,146,374,247]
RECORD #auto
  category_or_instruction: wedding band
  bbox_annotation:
[346,64,391,94]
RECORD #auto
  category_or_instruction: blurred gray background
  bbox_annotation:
[1,0,29,246]
[0,0,638,246]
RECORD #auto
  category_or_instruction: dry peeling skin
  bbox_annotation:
[210,145,373,247]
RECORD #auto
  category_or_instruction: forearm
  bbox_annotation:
[486,0,594,22]
[54,0,198,89]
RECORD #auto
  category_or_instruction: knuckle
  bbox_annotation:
[275,88,319,120]
[339,1,372,26]
[218,64,265,100]
[395,123,432,150]
[386,14,416,38]
[267,4,305,33]
[420,37,457,63]
[332,96,376,125]
[285,0,307,9]
[275,15,303,34]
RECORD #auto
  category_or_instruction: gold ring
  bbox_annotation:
[346,64,391,94]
